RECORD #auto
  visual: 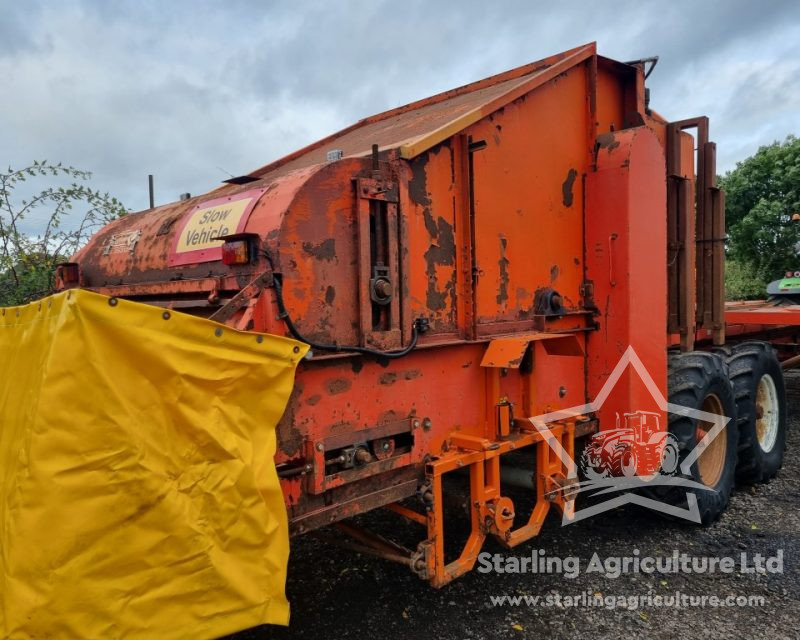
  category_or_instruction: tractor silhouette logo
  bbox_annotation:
[528,346,730,524]
[581,411,680,480]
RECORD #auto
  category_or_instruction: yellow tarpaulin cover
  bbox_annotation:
[0,289,308,639]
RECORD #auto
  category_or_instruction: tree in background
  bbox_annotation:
[0,162,126,305]
[722,136,800,299]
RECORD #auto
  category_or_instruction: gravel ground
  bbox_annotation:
[232,373,800,640]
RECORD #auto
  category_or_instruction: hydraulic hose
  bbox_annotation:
[265,254,426,359]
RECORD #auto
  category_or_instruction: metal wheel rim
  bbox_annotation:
[696,393,726,487]
[756,373,780,453]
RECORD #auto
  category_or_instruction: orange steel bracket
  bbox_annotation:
[480,333,583,368]
[421,421,577,587]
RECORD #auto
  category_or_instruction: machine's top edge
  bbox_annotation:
[238,43,599,183]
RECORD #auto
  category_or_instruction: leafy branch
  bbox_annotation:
[0,161,126,305]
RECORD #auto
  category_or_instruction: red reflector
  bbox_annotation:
[221,240,250,266]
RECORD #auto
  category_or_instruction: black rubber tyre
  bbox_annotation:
[657,351,738,525]
[715,342,787,484]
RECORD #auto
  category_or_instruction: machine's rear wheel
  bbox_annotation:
[660,351,738,524]
[716,342,787,484]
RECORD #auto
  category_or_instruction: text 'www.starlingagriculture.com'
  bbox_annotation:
[489,590,766,610]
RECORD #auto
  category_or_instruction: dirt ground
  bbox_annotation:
[232,373,800,640]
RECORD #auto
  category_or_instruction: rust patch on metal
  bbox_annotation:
[409,154,431,206]
[305,394,322,406]
[496,235,509,306]
[550,264,560,283]
[277,385,304,456]
[561,168,577,207]
[403,369,422,380]
[327,378,352,395]
[325,285,336,304]
[423,212,456,311]
[596,132,619,151]
[379,372,398,385]
[302,238,336,261]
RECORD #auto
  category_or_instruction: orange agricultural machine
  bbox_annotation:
[56,43,794,587]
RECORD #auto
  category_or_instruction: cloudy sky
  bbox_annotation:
[3,0,799,219]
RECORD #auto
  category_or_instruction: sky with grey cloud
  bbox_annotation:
[2,0,799,221]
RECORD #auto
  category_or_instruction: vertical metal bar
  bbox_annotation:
[712,184,725,345]
[695,118,710,327]
[485,456,500,500]
[467,136,479,339]
[666,122,680,336]
[148,174,155,209]
[386,202,401,335]
[679,177,696,352]
[356,189,372,346]
[587,54,598,169]
[428,473,445,585]
[453,135,476,340]
[396,159,413,346]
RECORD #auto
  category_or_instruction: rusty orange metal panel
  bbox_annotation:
[468,63,589,327]
[406,144,460,334]
[585,127,668,456]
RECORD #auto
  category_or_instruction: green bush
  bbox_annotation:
[725,259,767,301]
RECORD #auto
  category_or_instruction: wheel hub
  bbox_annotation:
[696,392,726,487]
[755,373,780,453]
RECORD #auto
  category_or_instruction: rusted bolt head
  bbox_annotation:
[354,448,372,464]
[108,297,118,307]
[374,279,392,298]
[162,311,171,320]
[316,442,324,451]
[559,386,567,398]
[214,328,223,337]
[422,418,432,431]
[413,419,421,429]
[293,346,300,353]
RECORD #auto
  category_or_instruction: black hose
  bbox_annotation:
[265,254,424,359]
